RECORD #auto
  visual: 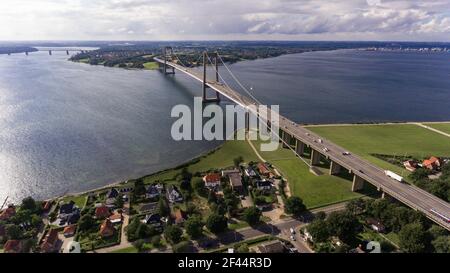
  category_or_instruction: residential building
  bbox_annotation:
[257,240,285,253]
[403,160,418,172]
[95,205,111,219]
[203,173,221,188]
[99,219,115,238]
[59,201,75,215]
[142,213,162,227]
[244,166,257,178]
[109,213,123,224]
[0,205,16,221]
[41,229,60,253]
[257,163,271,177]
[106,187,119,199]
[423,156,442,170]
[228,172,244,194]
[173,209,187,225]
[167,185,183,203]
[145,185,160,199]
[255,180,272,191]
[4,240,23,253]
[63,225,77,237]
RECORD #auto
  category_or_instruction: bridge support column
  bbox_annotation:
[25,52,28,56]
[311,149,321,165]
[49,50,52,55]
[245,111,250,133]
[295,139,305,156]
[66,50,69,55]
[281,131,291,148]
[329,161,341,175]
[202,51,220,103]
[352,175,365,192]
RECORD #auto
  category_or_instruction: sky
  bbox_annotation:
[1,0,450,41]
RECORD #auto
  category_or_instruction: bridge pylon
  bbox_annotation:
[202,51,220,103]
[162,46,175,75]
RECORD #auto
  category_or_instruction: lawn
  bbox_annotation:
[143,62,159,70]
[142,138,258,184]
[307,124,450,177]
[250,132,364,208]
[424,122,450,135]
[61,194,87,209]
[110,246,138,253]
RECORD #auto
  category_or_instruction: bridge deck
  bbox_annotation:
[154,57,450,230]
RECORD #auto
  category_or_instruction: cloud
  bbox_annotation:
[0,0,449,41]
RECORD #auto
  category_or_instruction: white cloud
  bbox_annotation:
[0,0,449,41]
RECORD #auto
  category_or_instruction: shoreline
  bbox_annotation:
[55,120,450,201]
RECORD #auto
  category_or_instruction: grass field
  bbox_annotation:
[250,132,364,208]
[423,122,450,135]
[143,62,159,70]
[142,138,258,184]
[110,246,138,253]
[61,194,87,209]
[307,123,450,177]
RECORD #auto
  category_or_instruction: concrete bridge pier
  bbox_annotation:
[329,161,342,175]
[49,50,52,55]
[163,46,175,75]
[66,50,69,55]
[245,111,250,133]
[352,175,365,192]
[25,52,28,56]
[281,131,291,148]
[295,139,305,157]
[310,149,321,165]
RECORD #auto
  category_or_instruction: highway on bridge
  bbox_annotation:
[154,56,450,230]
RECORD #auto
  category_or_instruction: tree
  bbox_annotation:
[432,236,450,253]
[180,168,192,181]
[207,191,217,204]
[192,177,207,196]
[327,211,362,243]
[409,168,431,182]
[115,196,124,209]
[133,179,146,197]
[314,211,326,221]
[284,196,306,216]
[398,222,426,253]
[31,214,42,227]
[164,225,183,244]
[243,206,262,226]
[6,224,23,240]
[206,213,228,234]
[233,156,244,167]
[133,239,146,252]
[21,197,37,212]
[428,225,447,240]
[151,235,161,247]
[78,214,95,232]
[172,241,190,253]
[307,219,330,243]
[185,216,204,239]
[236,243,249,253]
[158,197,170,217]
[345,199,366,215]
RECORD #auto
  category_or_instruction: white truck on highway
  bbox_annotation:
[384,170,403,182]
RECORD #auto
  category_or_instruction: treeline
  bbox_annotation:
[409,163,450,202]
[0,46,38,54]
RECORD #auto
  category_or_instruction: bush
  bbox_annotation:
[164,225,183,244]
[206,213,228,234]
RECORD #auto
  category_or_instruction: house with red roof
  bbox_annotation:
[95,205,111,219]
[173,209,187,225]
[4,240,23,253]
[423,156,442,171]
[63,224,77,237]
[257,163,271,177]
[203,173,221,188]
[40,229,60,253]
[99,219,115,238]
[0,205,16,221]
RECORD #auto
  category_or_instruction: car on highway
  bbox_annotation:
[342,151,351,155]
[317,138,323,143]
[323,147,329,152]
[290,235,296,241]
[290,228,295,234]
[358,169,364,174]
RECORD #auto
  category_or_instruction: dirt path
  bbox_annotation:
[415,123,450,138]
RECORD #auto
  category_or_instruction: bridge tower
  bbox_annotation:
[202,51,220,103]
[163,46,175,75]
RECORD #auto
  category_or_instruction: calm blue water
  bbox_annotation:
[0,49,449,202]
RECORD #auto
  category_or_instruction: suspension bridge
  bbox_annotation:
[154,46,450,230]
